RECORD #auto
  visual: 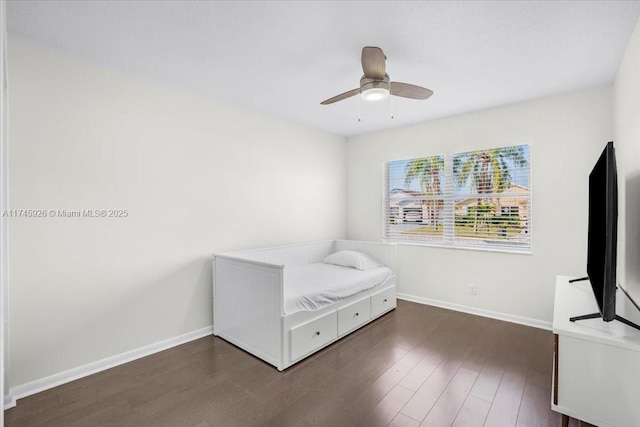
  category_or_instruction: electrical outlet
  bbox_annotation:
[469,284,477,296]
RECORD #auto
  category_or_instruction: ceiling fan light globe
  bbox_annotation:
[360,74,391,102]
[361,87,389,102]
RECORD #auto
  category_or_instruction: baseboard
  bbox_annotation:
[4,325,213,409]
[397,293,552,330]
[4,394,16,409]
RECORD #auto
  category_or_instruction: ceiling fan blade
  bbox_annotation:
[361,47,386,80]
[390,82,434,100]
[320,88,360,105]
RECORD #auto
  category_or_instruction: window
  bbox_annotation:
[385,145,531,252]
[387,155,446,243]
[500,206,519,215]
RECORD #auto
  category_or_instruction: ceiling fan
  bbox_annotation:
[321,46,433,105]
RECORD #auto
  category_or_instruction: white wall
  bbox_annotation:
[7,39,347,388]
[347,87,612,324]
[1,0,7,420]
[614,16,640,302]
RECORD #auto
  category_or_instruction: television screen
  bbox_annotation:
[586,141,617,321]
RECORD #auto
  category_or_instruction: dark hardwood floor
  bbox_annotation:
[5,300,583,426]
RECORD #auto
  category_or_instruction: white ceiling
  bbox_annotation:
[7,1,640,137]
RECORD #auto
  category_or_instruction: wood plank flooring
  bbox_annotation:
[5,300,587,426]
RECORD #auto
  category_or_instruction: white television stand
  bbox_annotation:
[552,276,640,427]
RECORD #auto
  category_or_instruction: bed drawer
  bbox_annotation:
[338,297,371,336]
[371,287,396,318]
[290,311,337,361]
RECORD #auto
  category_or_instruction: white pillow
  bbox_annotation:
[322,250,382,271]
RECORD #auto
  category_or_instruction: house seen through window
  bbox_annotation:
[385,145,531,252]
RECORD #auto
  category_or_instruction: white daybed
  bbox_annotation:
[213,240,396,370]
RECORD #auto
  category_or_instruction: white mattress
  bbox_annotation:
[283,263,393,316]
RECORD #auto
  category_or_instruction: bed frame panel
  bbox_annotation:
[220,240,336,269]
[213,256,283,367]
[213,240,396,370]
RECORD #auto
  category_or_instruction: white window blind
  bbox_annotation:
[385,144,531,253]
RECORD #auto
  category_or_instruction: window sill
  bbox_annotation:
[385,239,533,255]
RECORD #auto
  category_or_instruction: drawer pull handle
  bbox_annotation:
[383,299,388,303]
[315,331,320,336]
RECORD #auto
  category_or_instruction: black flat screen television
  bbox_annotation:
[586,141,617,321]
[574,141,640,331]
